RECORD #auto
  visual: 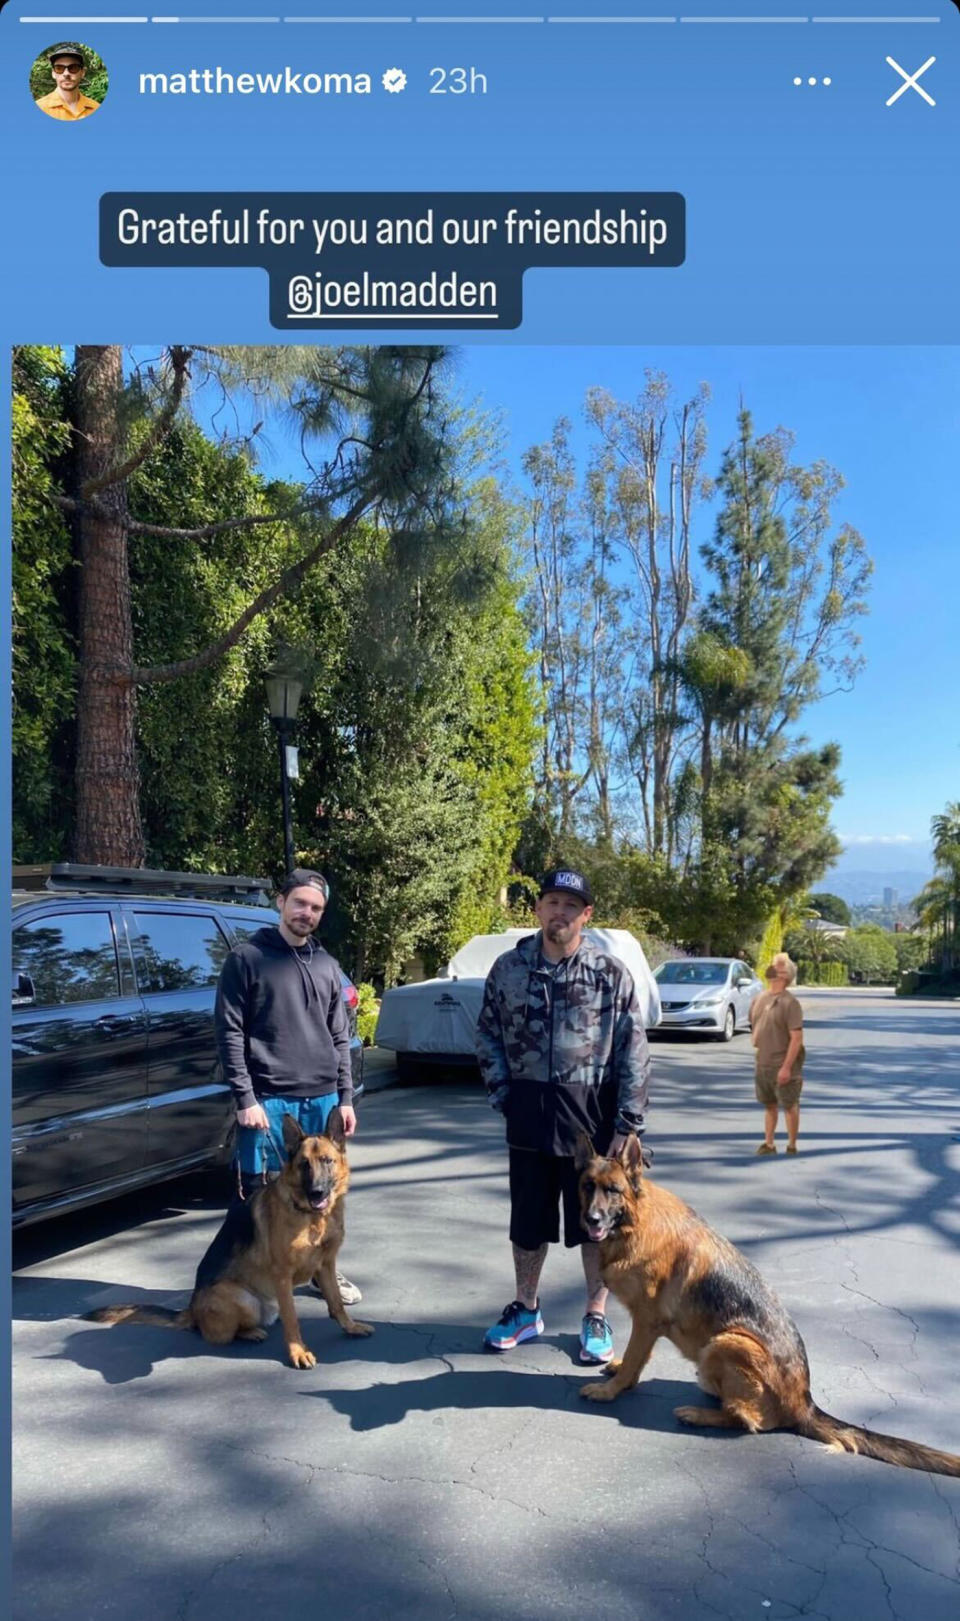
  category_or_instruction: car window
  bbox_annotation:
[225,911,276,944]
[133,911,232,993]
[655,961,727,986]
[655,961,687,981]
[13,911,120,1006]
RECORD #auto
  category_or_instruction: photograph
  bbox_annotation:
[12,340,960,1621]
[29,40,107,121]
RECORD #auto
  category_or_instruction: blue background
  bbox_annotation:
[1,2,958,343]
[2,1,958,1519]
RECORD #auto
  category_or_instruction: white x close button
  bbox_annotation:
[886,55,936,107]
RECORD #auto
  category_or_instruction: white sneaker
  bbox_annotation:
[336,1270,362,1305]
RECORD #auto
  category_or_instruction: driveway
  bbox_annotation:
[13,987,960,1621]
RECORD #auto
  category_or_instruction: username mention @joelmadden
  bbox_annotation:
[102,194,684,330]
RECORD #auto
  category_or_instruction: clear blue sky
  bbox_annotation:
[454,345,958,870]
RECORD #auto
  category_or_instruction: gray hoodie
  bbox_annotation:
[214,925,351,1111]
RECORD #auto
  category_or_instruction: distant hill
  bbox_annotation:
[822,868,933,907]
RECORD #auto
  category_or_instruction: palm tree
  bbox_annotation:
[911,804,959,974]
[930,803,959,970]
[784,901,846,978]
[804,922,847,976]
[912,877,951,969]
[931,802,960,862]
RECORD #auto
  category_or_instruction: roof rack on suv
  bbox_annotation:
[12,863,274,906]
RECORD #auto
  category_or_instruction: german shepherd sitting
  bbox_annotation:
[576,1136,960,1476]
[87,1110,373,1369]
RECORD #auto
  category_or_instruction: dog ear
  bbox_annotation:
[282,1113,305,1154]
[574,1132,597,1171]
[618,1134,644,1186]
[324,1106,345,1147]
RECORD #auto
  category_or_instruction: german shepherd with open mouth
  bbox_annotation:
[576,1135,960,1476]
[87,1109,373,1368]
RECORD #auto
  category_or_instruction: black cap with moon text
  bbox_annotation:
[538,868,593,907]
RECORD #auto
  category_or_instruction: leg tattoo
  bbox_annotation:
[512,1243,548,1310]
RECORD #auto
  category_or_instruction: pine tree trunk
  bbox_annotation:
[71,346,145,866]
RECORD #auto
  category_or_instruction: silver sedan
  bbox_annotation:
[651,957,764,1041]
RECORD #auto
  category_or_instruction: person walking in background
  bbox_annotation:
[750,951,805,1156]
[214,867,362,1304]
[475,868,651,1365]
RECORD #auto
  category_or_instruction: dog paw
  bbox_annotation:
[343,1319,374,1337]
[581,1381,619,1402]
[604,1358,623,1375]
[288,1344,317,1369]
[673,1405,701,1425]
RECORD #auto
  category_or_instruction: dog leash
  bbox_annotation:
[235,1119,290,1200]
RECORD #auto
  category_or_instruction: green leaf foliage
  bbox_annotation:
[12,347,76,860]
[807,891,852,926]
[355,983,380,1046]
[289,481,540,983]
[841,925,898,985]
[797,961,848,987]
[12,347,539,987]
[517,391,870,961]
[893,933,927,974]
[756,912,784,977]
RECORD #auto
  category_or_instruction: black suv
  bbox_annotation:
[11,864,364,1226]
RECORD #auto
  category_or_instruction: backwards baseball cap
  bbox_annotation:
[539,867,593,907]
[278,867,330,901]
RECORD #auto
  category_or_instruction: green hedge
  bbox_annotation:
[897,968,960,998]
[797,960,849,987]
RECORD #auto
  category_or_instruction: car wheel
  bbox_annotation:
[720,1005,736,1042]
[395,1053,419,1084]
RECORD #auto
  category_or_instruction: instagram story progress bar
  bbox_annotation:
[15,9,949,22]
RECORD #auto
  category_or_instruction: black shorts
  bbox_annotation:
[508,1147,590,1250]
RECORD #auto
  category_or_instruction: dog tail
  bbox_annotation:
[800,1405,960,1477]
[85,1304,193,1331]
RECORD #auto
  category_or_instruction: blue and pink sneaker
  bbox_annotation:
[483,1300,544,1351]
[579,1312,615,1363]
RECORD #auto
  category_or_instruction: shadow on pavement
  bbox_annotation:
[306,1364,731,1437]
[14,1370,960,1621]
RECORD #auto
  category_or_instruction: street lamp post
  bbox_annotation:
[264,667,304,877]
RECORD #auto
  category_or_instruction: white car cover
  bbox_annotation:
[374,927,661,1056]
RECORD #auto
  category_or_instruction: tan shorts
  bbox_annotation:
[755,1065,803,1109]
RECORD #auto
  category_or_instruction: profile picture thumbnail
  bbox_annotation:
[31,41,107,121]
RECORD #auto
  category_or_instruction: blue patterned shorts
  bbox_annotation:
[236,1093,340,1176]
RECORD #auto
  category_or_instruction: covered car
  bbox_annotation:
[375,928,661,1076]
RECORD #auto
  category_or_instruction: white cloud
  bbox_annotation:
[837,834,926,846]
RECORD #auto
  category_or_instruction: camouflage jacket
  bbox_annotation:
[475,931,651,1156]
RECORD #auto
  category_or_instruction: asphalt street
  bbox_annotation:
[12,987,960,1621]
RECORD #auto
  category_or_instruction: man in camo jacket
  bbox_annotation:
[475,868,651,1366]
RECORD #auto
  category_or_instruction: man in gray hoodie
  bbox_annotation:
[214,867,361,1302]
